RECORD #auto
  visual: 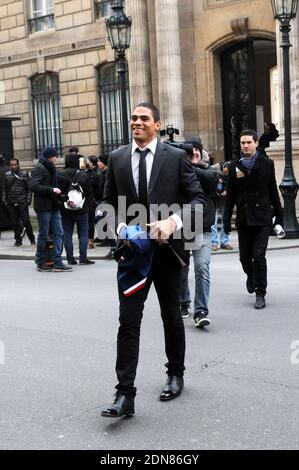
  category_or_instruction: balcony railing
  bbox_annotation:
[28,14,55,34]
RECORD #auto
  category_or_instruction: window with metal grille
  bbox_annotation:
[29,0,54,33]
[95,0,113,19]
[98,63,131,153]
[31,73,63,158]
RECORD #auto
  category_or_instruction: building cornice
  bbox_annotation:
[0,37,106,68]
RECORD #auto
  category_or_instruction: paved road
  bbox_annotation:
[0,248,298,450]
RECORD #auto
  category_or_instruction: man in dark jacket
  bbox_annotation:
[0,154,10,237]
[85,155,104,249]
[95,153,116,257]
[223,129,283,310]
[57,152,95,265]
[30,145,72,272]
[2,158,35,246]
[179,141,219,328]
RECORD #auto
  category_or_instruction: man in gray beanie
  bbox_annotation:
[30,146,72,272]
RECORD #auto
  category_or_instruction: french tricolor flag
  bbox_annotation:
[123,277,148,297]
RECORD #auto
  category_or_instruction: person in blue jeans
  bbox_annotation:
[180,232,213,327]
[30,146,72,272]
[179,142,218,328]
[210,161,233,251]
[57,152,95,265]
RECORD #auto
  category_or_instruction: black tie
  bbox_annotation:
[137,148,150,206]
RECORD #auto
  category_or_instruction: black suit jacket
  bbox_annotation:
[102,140,207,263]
[223,151,283,228]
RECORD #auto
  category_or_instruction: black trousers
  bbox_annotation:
[115,244,185,397]
[237,224,271,295]
[7,203,35,243]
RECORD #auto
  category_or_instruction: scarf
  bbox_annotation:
[240,152,258,174]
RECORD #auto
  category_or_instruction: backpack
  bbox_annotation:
[64,170,85,210]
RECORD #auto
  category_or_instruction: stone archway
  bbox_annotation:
[220,38,277,160]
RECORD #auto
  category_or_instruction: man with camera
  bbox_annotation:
[178,139,219,328]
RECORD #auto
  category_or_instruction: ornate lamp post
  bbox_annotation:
[105,0,132,145]
[271,0,299,238]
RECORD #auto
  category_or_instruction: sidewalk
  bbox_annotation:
[0,230,111,260]
[0,228,298,260]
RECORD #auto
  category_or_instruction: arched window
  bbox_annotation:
[31,73,63,158]
[98,63,131,152]
[221,39,276,160]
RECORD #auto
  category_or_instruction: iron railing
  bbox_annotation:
[98,63,131,153]
[31,73,63,158]
[28,13,54,33]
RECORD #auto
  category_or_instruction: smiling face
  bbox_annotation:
[240,135,259,158]
[189,147,202,166]
[130,106,161,148]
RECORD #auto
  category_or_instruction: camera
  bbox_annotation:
[160,125,179,142]
[161,124,194,155]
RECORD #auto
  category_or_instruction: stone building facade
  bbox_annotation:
[0,0,298,196]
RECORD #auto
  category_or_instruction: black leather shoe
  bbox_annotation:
[160,376,184,401]
[246,276,254,294]
[101,393,135,418]
[255,294,266,309]
[79,259,95,265]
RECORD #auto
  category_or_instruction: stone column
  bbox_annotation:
[126,0,152,107]
[154,0,184,135]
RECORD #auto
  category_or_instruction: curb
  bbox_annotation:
[1,244,298,260]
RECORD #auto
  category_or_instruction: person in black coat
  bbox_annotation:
[30,145,72,272]
[95,153,116,257]
[2,158,35,246]
[223,129,283,310]
[57,153,95,265]
[259,123,279,151]
[0,154,10,236]
[100,103,207,418]
[85,155,104,249]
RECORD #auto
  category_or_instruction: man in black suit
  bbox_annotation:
[101,103,206,418]
[223,129,283,310]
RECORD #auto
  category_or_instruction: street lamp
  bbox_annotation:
[105,0,132,145]
[271,0,299,238]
